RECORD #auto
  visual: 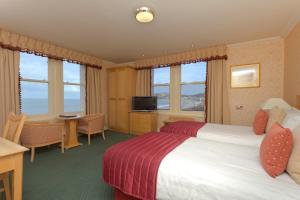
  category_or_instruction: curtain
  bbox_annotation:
[206,59,230,124]
[0,47,20,134]
[86,66,102,114]
[0,28,102,68]
[136,69,152,96]
[136,45,226,69]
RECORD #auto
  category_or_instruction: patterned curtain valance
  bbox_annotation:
[135,45,227,70]
[0,29,102,69]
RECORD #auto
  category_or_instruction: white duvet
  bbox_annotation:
[197,123,265,147]
[156,138,300,200]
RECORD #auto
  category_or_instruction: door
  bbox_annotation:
[108,70,117,99]
[108,99,117,129]
[108,70,117,129]
[117,69,128,99]
[116,99,129,132]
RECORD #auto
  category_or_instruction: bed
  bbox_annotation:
[161,121,264,147]
[197,123,265,147]
[103,134,300,200]
[104,103,300,199]
[157,138,300,200]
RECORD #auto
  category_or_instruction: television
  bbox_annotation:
[132,96,157,111]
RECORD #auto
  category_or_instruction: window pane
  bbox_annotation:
[63,61,81,83]
[153,67,170,84]
[181,84,205,111]
[64,85,82,112]
[20,53,48,81]
[21,81,48,115]
[181,62,206,83]
[153,86,170,110]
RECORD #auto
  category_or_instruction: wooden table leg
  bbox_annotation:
[2,173,11,200]
[12,154,23,200]
[64,119,82,149]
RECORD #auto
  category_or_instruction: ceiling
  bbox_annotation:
[0,0,299,63]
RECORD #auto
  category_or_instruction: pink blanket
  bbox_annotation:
[160,121,206,137]
[103,132,189,200]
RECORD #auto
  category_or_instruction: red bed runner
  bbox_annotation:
[160,121,206,137]
[103,132,189,200]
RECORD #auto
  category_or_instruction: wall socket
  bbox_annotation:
[235,105,244,110]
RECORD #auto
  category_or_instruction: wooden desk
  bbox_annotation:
[59,116,82,149]
[0,138,28,200]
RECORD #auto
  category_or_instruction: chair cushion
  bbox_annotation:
[260,123,293,177]
[253,109,269,135]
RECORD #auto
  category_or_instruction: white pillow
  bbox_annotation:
[266,106,286,132]
[282,107,300,130]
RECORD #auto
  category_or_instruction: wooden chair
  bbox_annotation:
[2,112,26,143]
[21,121,65,162]
[77,113,105,145]
[0,112,26,200]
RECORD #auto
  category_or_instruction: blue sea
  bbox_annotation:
[21,98,81,115]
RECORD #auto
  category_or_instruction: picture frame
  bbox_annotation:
[230,63,260,88]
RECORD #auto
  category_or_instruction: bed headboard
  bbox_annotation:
[296,95,300,110]
[261,98,291,110]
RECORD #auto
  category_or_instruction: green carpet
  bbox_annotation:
[21,130,133,200]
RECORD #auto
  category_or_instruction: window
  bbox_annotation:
[152,67,170,110]
[63,61,85,113]
[19,52,86,116]
[20,53,49,115]
[180,62,207,111]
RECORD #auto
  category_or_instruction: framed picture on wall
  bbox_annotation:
[230,63,260,88]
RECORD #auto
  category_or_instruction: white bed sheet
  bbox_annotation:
[157,138,300,200]
[197,123,265,147]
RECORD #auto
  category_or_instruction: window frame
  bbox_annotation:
[180,81,206,112]
[62,63,86,114]
[151,67,171,110]
[20,54,50,116]
[19,52,86,119]
[180,62,207,112]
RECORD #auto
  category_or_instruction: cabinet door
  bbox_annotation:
[108,99,117,129]
[108,70,117,99]
[116,99,129,132]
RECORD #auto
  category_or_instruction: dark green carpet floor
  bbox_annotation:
[21,130,133,200]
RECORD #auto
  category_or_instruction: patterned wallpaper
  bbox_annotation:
[284,22,300,107]
[227,38,285,126]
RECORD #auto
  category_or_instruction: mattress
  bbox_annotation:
[157,138,300,200]
[197,123,265,147]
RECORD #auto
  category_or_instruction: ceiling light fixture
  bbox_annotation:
[136,6,154,23]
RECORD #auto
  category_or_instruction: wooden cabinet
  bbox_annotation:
[108,67,136,133]
[129,112,158,135]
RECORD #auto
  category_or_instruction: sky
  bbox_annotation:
[20,53,207,99]
[153,62,207,95]
[20,53,82,99]
[153,62,206,84]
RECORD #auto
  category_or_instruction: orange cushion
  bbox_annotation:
[253,109,269,135]
[260,123,293,177]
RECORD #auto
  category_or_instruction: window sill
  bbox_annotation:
[156,110,205,118]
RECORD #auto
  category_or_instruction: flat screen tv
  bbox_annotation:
[132,96,157,111]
